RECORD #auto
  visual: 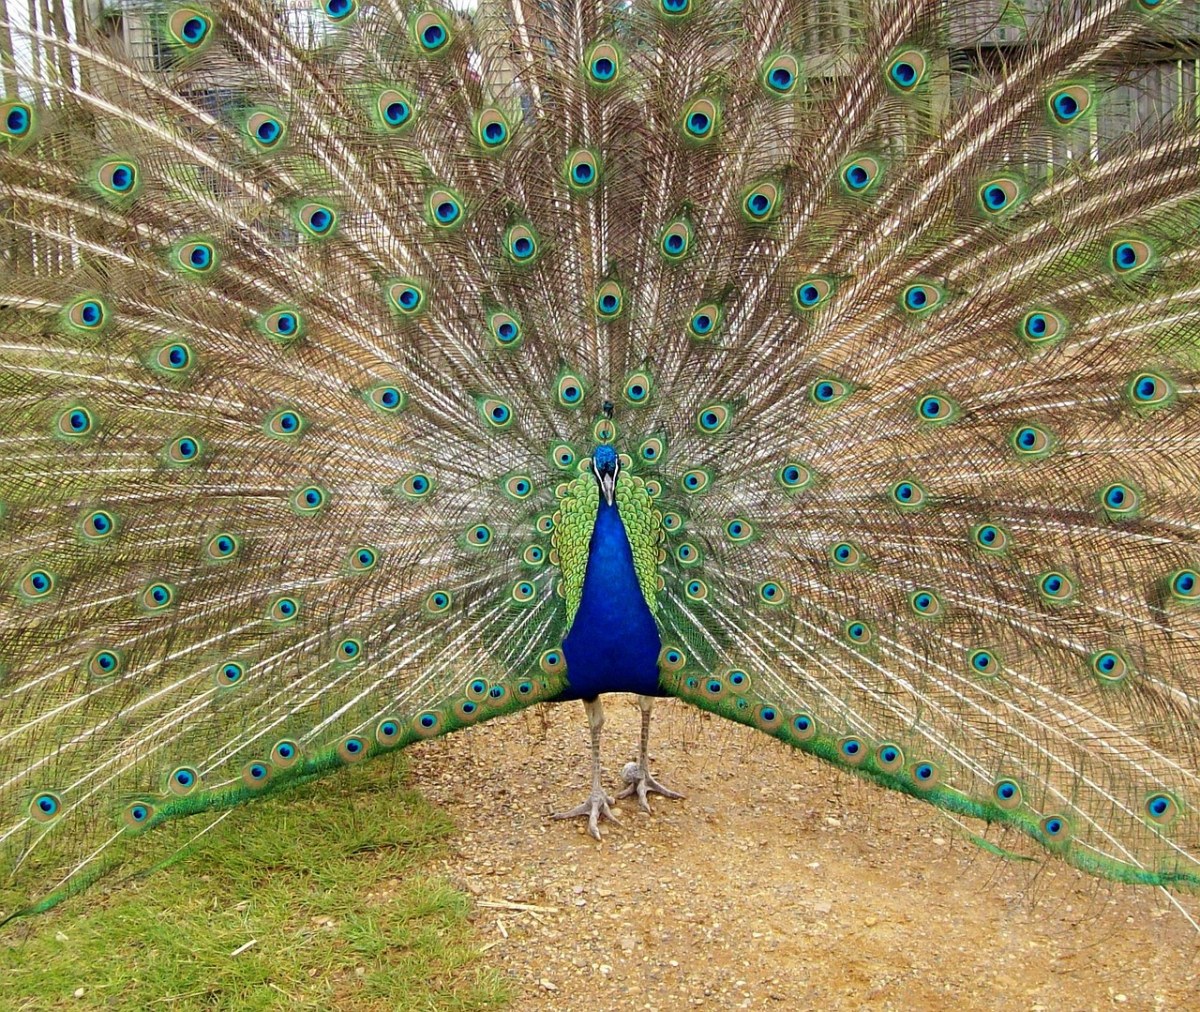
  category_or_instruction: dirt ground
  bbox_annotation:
[407,697,1200,1012]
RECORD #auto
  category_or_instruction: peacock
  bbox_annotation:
[2,0,1200,927]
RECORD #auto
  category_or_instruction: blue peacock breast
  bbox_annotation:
[561,498,663,699]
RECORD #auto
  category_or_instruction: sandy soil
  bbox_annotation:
[407,697,1200,1012]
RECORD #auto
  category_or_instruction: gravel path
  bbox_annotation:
[408,698,1200,1011]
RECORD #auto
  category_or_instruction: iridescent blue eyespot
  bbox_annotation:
[683,101,716,140]
[159,343,191,372]
[793,279,835,310]
[377,89,414,130]
[981,780,1024,816]
[760,53,800,96]
[759,581,784,604]
[1129,372,1172,407]
[370,385,405,413]
[1038,570,1075,603]
[166,436,199,465]
[1112,241,1149,272]
[742,182,780,222]
[167,8,212,50]
[778,462,813,490]
[414,11,451,53]
[30,792,61,823]
[970,649,999,675]
[830,541,864,569]
[886,49,927,92]
[1041,815,1069,840]
[96,159,138,196]
[481,398,512,428]
[64,296,112,333]
[1169,569,1199,602]
[1049,85,1091,125]
[1144,791,1181,826]
[83,511,114,542]
[2,101,33,138]
[20,568,55,599]
[59,407,94,437]
[90,650,119,676]
[492,316,520,345]
[911,591,937,615]
[294,485,325,512]
[250,114,283,147]
[139,580,171,609]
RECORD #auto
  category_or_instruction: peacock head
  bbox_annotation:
[592,444,619,506]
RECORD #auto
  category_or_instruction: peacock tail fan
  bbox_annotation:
[3,0,1200,920]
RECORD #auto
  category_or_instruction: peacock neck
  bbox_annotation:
[559,498,663,701]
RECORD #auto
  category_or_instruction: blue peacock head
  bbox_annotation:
[592,443,619,505]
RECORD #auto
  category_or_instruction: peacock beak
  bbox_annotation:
[599,471,616,506]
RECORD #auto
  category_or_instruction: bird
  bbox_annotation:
[2,0,1200,925]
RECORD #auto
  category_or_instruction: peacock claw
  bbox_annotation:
[552,789,621,840]
[616,761,685,814]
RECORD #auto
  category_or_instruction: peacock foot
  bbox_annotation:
[552,788,622,841]
[616,762,685,814]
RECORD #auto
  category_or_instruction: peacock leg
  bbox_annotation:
[616,695,685,813]
[552,696,621,840]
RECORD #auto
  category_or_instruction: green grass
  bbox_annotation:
[1,759,509,1011]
